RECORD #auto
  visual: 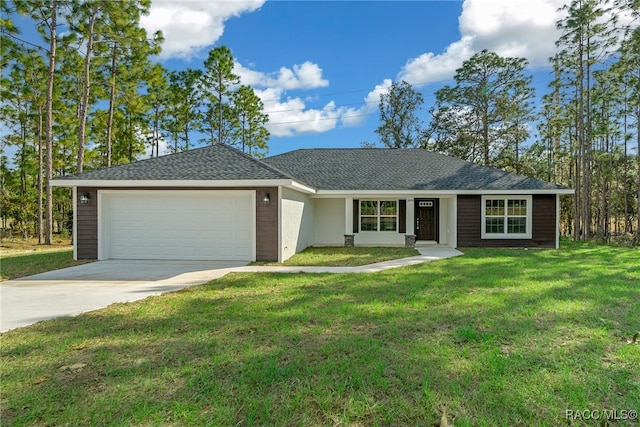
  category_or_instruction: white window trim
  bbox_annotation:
[481,195,532,239]
[360,199,398,233]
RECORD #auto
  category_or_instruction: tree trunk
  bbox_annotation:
[105,42,117,167]
[38,105,44,244]
[20,116,27,240]
[44,0,57,245]
[77,6,98,174]
[636,113,640,244]
[218,72,223,145]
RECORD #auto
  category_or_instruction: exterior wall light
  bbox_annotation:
[263,192,271,205]
[80,193,90,205]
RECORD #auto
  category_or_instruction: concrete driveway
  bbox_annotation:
[0,260,248,333]
[1,247,462,333]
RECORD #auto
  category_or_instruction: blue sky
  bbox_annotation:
[8,0,599,158]
[141,0,572,156]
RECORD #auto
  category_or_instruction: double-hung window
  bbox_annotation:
[481,196,532,239]
[360,200,397,232]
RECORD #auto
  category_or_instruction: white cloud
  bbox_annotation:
[254,88,340,137]
[247,75,390,136]
[142,0,265,59]
[234,62,339,136]
[399,0,567,86]
[234,61,329,90]
[459,0,565,65]
[399,36,475,85]
[340,79,393,127]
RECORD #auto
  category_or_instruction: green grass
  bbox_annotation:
[254,246,420,266]
[1,241,639,426]
[0,249,91,280]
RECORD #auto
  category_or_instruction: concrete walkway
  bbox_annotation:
[0,247,462,332]
[238,246,463,274]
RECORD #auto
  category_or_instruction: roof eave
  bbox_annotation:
[50,179,314,192]
[314,188,574,196]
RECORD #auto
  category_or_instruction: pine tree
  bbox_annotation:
[200,46,240,146]
[375,80,423,148]
[232,85,270,158]
[426,50,535,168]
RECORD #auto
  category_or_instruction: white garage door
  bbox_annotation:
[101,190,254,261]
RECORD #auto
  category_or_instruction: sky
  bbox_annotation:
[5,0,587,158]
[139,0,571,156]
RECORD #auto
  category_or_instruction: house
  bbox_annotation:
[51,144,573,262]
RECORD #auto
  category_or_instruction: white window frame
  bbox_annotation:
[481,195,532,239]
[359,200,398,232]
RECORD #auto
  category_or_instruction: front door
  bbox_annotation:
[415,199,438,241]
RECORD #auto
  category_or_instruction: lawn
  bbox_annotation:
[1,241,638,426]
[1,237,90,280]
[254,246,420,266]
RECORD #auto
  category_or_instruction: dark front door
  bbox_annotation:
[415,199,438,241]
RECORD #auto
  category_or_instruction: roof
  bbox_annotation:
[54,144,568,192]
[57,144,292,181]
[263,148,566,191]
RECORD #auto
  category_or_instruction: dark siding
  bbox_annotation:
[255,187,279,262]
[75,186,279,262]
[456,195,482,247]
[76,187,98,259]
[352,199,359,233]
[457,194,556,248]
[398,199,406,233]
[531,194,556,246]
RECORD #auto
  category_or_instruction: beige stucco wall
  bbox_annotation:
[280,187,314,261]
[312,198,345,246]
[439,197,453,245]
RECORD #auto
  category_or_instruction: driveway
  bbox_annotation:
[0,260,248,333]
[1,247,462,333]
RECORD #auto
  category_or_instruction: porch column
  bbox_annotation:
[451,196,458,248]
[344,197,355,247]
[406,198,415,234]
[345,196,353,234]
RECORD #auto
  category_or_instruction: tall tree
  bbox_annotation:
[611,1,640,242]
[426,50,535,168]
[231,85,270,158]
[0,50,43,239]
[555,0,619,240]
[166,68,203,152]
[14,0,61,245]
[145,64,170,157]
[201,46,240,146]
[66,0,102,173]
[92,0,161,166]
[375,80,423,148]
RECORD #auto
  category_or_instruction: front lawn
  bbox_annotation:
[254,246,420,266]
[1,236,91,280]
[0,249,91,281]
[1,242,638,425]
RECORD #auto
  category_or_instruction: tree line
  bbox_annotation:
[1,0,638,246]
[0,0,269,242]
[373,0,639,245]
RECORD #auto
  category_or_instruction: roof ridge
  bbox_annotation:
[212,143,302,182]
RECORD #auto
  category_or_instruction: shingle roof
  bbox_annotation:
[57,144,566,192]
[59,144,292,181]
[262,148,566,191]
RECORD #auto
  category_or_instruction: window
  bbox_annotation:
[481,196,531,239]
[360,200,397,232]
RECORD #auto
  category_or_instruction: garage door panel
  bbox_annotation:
[103,191,254,261]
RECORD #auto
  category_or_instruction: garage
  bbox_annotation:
[98,190,255,261]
